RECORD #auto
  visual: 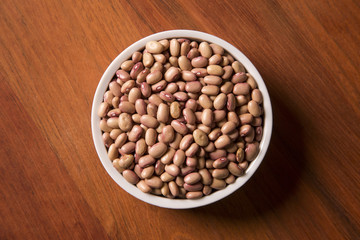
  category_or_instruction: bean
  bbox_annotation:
[252,117,263,127]
[185,143,199,157]
[169,56,178,67]
[198,41,212,58]
[210,178,226,190]
[191,68,208,77]
[187,48,200,60]
[252,89,263,103]
[184,182,203,192]
[98,102,109,117]
[169,181,179,197]
[113,159,125,173]
[158,39,170,50]
[202,109,213,127]
[114,133,127,148]
[146,70,163,84]
[222,65,233,80]
[214,135,231,148]
[209,54,222,65]
[159,91,175,102]
[197,124,212,134]
[208,128,221,141]
[154,160,165,176]
[173,92,188,101]
[227,93,236,111]
[119,101,135,114]
[173,149,186,166]
[182,70,197,81]
[171,120,188,135]
[138,155,156,168]
[255,126,263,141]
[245,142,259,161]
[248,100,261,117]
[191,56,208,68]
[186,191,203,199]
[193,129,209,147]
[161,125,175,143]
[145,128,157,146]
[221,81,234,94]
[209,149,227,160]
[159,147,175,165]
[247,74,258,89]
[207,65,224,76]
[182,108,195,125]
[170,102,181,118]
[107,144,118,160]
[185,81,202,93]
[123,170,139,184]
[213,110,226,122]
[225,174,236,184]
[116,69,131,81]
[118,154,135,169]
[240,113,253,125]
[233,83,250,95]
[119,142,136,155]
[179,134,194,150]
[135,139,147,156]
[137,68,150,83]
[232,61,246,73]
[147,103,158,117]
[204,75,222,85]
[170,39,180,56]
[198,94,213,109]
[152,80,167,93]
[103,91,114,105]
[164,67,181,82]
[165,82,179,93]
[140,115,159,128]
[178,56,192,71]
[153,54,166,64]
[141,166,155,179]
[109,81,122,97]
[232,72,248,84]
[146,41,164,54]
[213,93,227,110]
[201,85,219,96]
[119,113,133,131]
[203,186,212,195]
[213,157,229,169]
[128,125,143,142]
[169,133,182,149]
[210,43,224,55]
[130,62,144,79]
[148,142,167,158]
[165,164,180,177]
[228,162,244,177]
[212,169,229,179]
[137,180,152,193]
[235,147,245,162]
[198,169,212,185]
[103,132,113,147]
[121,60,134,71]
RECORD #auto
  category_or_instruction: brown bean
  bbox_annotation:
[213,157,229,169]
[165,82,178,93]
[170,102,181,118]
[119,142,136,155]
[185,81,202,93]
[251,117,263,127]
[137,68,150,83]
[173,149,186,166]
[171,120,188,135]
[128,125,143,142]
[155,103,169,124]
[164,67,180,82]
[197,124,212,134]
[210,178,226,190]
[98,102,109,117]
[228,162,245,177]
[170,39,180,56]
[191,56,208,68]
[118,154,135,169]
[203,186,212,195]
[213,93,227,110]
[140,115,159,128]
[232,61,246,73]
[182,70,197,82]
[208,54,222,65]
[109,81,122,97]
[161,125,175,143]
[165,164,180,177]
[141,166,155,179]
[119,113,133,131]
[130,62,144,79]
[222,65,233,80]
[193,129,209,147]
[212,169,229,179]
[107,144,119,160]
[240,113,253,125]
[233,83,250,95]
[198,41,212,58]
[179,134,193,150]
[248,100,261,117]
[169,181,179,196]
[245,142,259,161]
[214,134,231,148]
[202,109,213,127]
[247,74,258,89]
[145,128,157,146]
[119,101,135,114]
[208,128,221,141]
[173,92,188,101]
[146,70,163,85]
[221,82,233,94]
[159,91,175,102]
[159,39,170,50]
[232,72,248,84]
[198,94,213,109]
[123,170,139,184]
[114,133,127,148]
[121,60,134,71]
[185,143,199,157]
[186,191,203,199]
[148,142,167,158]
[138,155,156,168]
[135,139,147,156]
[191,68,208,77]
[252,89,263,103]
[145,176,163,188]
[153,54,166,64]
[209,43,224,55]
[137,180,152,193]
[178,56,192,71]
[255,126,263,141]
[152,80,167,92]
[169,133,182,149]
[201,85,219,96]
[187,48,200,60]
[213,110,227,122]
[204,75,222,85]
[182,108,195,125]
[207,65,224,76]
[184,182,203,192]
[116,69,131,81]
[147,103,158,117]
[146,41,164,54]
[209,149,226,160]
[139,81,152,97]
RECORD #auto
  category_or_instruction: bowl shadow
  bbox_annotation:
[181,82,307,221]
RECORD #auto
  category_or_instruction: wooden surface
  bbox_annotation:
[1,0,359,239]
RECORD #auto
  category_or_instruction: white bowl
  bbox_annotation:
[91,30,273,209]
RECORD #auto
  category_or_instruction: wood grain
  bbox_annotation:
[1,0,359,239]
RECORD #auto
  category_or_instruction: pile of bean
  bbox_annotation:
[98,38,264,199]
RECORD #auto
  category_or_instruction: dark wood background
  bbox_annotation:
[1,0,359,239]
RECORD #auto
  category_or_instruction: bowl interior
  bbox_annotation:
[91,30,273,209]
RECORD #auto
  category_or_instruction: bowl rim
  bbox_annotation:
[91,29,273,209]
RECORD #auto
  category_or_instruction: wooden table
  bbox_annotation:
[1,0,359,239]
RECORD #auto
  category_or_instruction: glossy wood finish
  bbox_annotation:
[1,0,359,239]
